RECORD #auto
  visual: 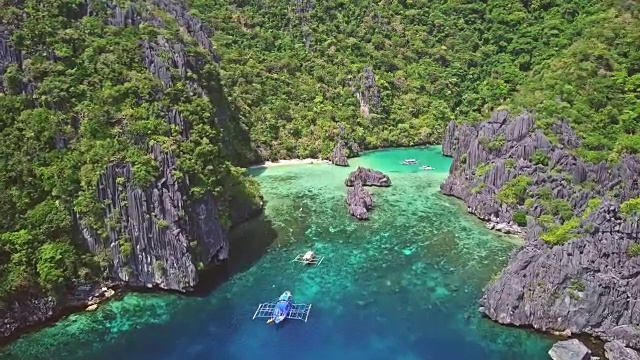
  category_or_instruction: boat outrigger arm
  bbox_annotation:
[252,301,312,322]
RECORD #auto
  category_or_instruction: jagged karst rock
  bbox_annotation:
[345,167,391,187]
[328,123,361,167]
[344,167,391,220]
[0,283,118,339]
[0,296,57,340]
[329,141,349,166]
[0,0,262,341]
[107,2,139,27]
[0,31,35,95]
[552,121,583,150]
[346,182,373,220]
[605,341,640,360]
[79,145,228,291]
[441,110,640,349]
[349,67,380,117]
[70,0,233,292]
[294,0,313,50]
[549,339,592,360]
[0,32,21,94]
[350,141,361,156]
[442,120,457,157]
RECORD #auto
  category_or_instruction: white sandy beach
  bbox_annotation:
[248,158,332,169]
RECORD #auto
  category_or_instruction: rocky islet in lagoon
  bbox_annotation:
[1,147,556,359]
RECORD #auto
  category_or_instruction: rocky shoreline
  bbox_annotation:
[0,0,266,343]
[440,109,640,356]
[0,125,376,343]
[0,282,119,345]
[0,202,264,344]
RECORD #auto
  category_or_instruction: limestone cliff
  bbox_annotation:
[78,0,234,292]
[349,67,380,118]
[441,110,640,349]
[0,0,262,340]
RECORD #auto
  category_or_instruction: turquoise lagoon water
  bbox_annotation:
[0,147,553,359]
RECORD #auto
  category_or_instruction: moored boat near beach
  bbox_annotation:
[401,159,419,165]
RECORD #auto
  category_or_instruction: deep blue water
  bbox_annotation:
[0,147,553,360]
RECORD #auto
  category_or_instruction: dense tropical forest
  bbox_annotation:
[193,0,640,162]
[0,0,638,306]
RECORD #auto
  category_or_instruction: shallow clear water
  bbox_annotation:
[0,147,553,360]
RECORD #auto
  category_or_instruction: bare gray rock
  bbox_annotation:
[0,282,119,339]
[346,182,373,220]
[349,66,380,117]
[0,0,261,341]
[441,110,640,349]
[549,339,592,360]
[344,167,391,220]
[329,124,361,167]
[330,141,350,166]
[442,120,458,157]
[80,145,228,291]
[345,167,391,187]
[605,341,640,360]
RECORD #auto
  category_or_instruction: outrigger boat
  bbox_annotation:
[401,159,419,165]
[253,291,312,324]
[268,291,293,324]
[292,251,324,266]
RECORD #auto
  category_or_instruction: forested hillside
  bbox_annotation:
[190,0,639,161]
[0,0,638,314]
[0,0,263,309]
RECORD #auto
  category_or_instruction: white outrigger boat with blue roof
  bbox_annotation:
[252,291,312,324]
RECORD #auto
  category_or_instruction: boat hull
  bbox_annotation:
[271,291,293,324]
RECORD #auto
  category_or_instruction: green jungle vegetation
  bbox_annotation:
[0,0,638,303]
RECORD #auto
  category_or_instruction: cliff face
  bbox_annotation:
[441,110,640,349]
[0,0,262,340]
[78,0,231,291]
[349,67,380,118]
[83,150,228,291]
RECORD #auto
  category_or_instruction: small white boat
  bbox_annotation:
[420,165,434,170]
[302,251,314,263]
[401,159,419,165]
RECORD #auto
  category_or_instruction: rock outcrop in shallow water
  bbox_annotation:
[344,167,391,219]
[329,140,350,166]
[0,283,119,340]
[329,124,361,166]
[345,166,391,187]
[440,110,640,350]
[346,183,374,220]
